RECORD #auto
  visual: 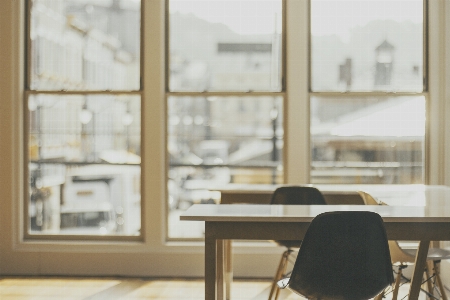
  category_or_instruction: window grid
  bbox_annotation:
[24,0,143,240]
[308,0,427,186]
[165,0,286,240]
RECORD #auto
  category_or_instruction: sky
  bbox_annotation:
[170,0,282,35]
[170,0,423,38]
[311,0,423,40]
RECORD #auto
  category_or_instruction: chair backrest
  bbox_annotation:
[358,190,380,205]
[288,211,394,300]
[270,186,326,249]
[270,186,326,205]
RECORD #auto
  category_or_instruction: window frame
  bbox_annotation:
[307,0,429,185]
[0,0,448,278]
[164,0,288,241]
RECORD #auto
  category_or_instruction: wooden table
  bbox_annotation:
[217,183,369,298]
[218,183,441,299]
[218,183,430,205]
[181,186,450,300]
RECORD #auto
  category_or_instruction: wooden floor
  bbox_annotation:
[0,277,425,300]
[0,277,279,300]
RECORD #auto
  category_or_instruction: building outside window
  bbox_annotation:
[24,0,426,241]
[26,0,142,237]
[310,0,425,185]
[167,0,284,238]
[166,0,426,239]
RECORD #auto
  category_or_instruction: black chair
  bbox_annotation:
[278,211,394,300]
[268,186,326,300]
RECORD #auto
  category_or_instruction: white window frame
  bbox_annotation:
[0,0,448,278]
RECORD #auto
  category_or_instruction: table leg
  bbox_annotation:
[224,240,233,300]
[217,239,225,300]
[408,240,430,300]
[205,224,225,300]
[205,230,217,300]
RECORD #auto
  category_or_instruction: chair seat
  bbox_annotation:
[272,240,302,249]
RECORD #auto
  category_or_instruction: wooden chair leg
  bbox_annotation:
[373,268,391,300]
[434,261,448,300]
[392,265,404,300]
[268,250,289,300]
[425,260,434,299]
[274,253,290,300]
[374,289,385,300]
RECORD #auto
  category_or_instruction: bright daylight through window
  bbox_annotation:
[167,0,425,239]
[26,0,141,236]
[25,0,425,240]
[310,0,425,185]
[167,0,283,238]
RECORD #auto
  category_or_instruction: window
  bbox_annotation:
[167,0,284,239]
[310,0,425,184]
[3,0,446,278]
[26,0,142,237]
[25,0,426,241]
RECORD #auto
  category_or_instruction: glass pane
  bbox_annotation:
[310,95,424,184]
[169,0,282,92]
[30,0,140,91]
[167,96,283,238]
[311,0,423,92]
[28,94,141,235]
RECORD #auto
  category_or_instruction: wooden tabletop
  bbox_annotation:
[180,203,450,223]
